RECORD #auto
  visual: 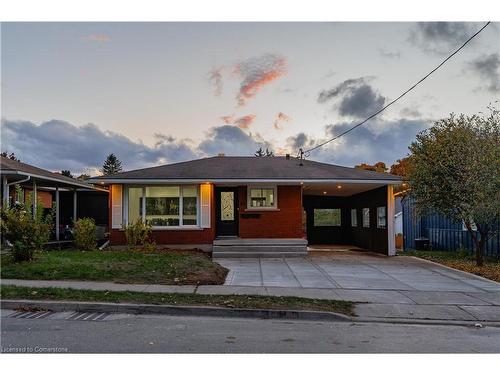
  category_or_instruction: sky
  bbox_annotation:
[1,22,499,175]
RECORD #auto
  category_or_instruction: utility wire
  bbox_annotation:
[302,21,491,156]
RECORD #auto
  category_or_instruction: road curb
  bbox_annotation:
[0,299,352,322]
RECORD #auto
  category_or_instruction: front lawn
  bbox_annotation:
[403,250,500,283]
[0,285,355,316]
[1,249,228,285]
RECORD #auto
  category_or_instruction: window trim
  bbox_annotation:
[377,206,386,229]
[351,208,358,227]
[362,207,370,228]
[246,184,278,211]
[124,185,200,229]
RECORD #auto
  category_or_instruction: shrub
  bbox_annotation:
[74,218,97,251]
[1,186,53,262]
[123,219,155,249]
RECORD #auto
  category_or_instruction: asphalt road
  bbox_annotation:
[1,310,499,353]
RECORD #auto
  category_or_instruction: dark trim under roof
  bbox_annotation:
[0,156,101,190]
[89,156,401,183]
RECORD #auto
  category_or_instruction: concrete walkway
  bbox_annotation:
[2,277,500,322]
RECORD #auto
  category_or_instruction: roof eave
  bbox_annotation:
[88,177,402,185]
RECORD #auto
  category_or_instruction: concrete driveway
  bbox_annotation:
[217,251,499,291]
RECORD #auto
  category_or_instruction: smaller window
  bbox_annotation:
[351,209,357,227]
[377,206,386,228]
[362,208,370,228]
[314,208,341,227]
[249,187,276,208]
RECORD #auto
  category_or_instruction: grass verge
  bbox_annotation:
[403,250,500,283]
[1,249,228,285]
[0,285,355,316]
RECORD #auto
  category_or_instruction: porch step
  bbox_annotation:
[213,251,306,258]
[212,238,308,258]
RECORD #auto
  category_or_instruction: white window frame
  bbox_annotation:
[351,208,358,227]
[362,208,370,228]
[124,185,200,229]
[377,206,386,229]
[246,185,278,210]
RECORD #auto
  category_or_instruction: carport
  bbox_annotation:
[0,156,107,241]
[302,181,397,255]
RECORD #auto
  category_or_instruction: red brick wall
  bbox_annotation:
[238,185,304,238]
[108,184,216,246]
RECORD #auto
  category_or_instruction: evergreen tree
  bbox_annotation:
[101,153,123,175]
[61,170,73,178]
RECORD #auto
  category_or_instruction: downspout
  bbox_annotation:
[6,176,31,205]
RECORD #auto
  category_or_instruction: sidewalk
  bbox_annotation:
[2,278,500,322]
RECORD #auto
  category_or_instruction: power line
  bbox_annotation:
[301,21,491,158]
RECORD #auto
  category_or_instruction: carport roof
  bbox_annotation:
[89,156,402,183]
[0,156,99,189]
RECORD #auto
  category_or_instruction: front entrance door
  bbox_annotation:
[215,187,239,237]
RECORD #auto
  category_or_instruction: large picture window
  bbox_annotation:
[127,186,198,227]
[248,186,277,209]
[314,208,341,227]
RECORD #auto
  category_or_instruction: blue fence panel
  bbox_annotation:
[401,197,499,256]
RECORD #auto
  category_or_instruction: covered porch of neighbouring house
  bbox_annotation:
[1,157,108,243]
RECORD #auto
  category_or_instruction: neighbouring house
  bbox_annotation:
[402,196,500,256]
[89,155,401,257]
[0,156,108,242]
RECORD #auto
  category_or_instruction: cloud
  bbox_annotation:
[287,118,429,166]
[318,77,386,118]
[220,114,257,129]
[234,53,287,106]
[378,48,401,58]
[198,125,270,156]
[81,34,111,42]
[468,53,500,92]
[208,67,224,96]
[408,22,478,54]
[273,112,291,130]
[1,119,270,174]
[286,132,317,151]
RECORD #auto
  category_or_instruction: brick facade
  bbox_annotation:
[108,184,304,246]
[238,185,304,239]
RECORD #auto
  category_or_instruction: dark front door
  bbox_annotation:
[215,187,239,237]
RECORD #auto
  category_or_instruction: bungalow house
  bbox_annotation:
[89,155,401,257]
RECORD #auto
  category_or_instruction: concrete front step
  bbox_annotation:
[213,245,307,253]
[212,251,307,258]
[212,238,308,258]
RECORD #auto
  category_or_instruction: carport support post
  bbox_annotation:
[73,190,77,223]
[32,180,37,218]
[55,187,60,241]
[2,176,9,207]
[387,185,396,256]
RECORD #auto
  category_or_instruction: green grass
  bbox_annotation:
[0,285,355,316]
[403,250,500,282]
[0,249,228,285]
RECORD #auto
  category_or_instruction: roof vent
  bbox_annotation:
[218,153,225,157]
[285,154,290,160]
